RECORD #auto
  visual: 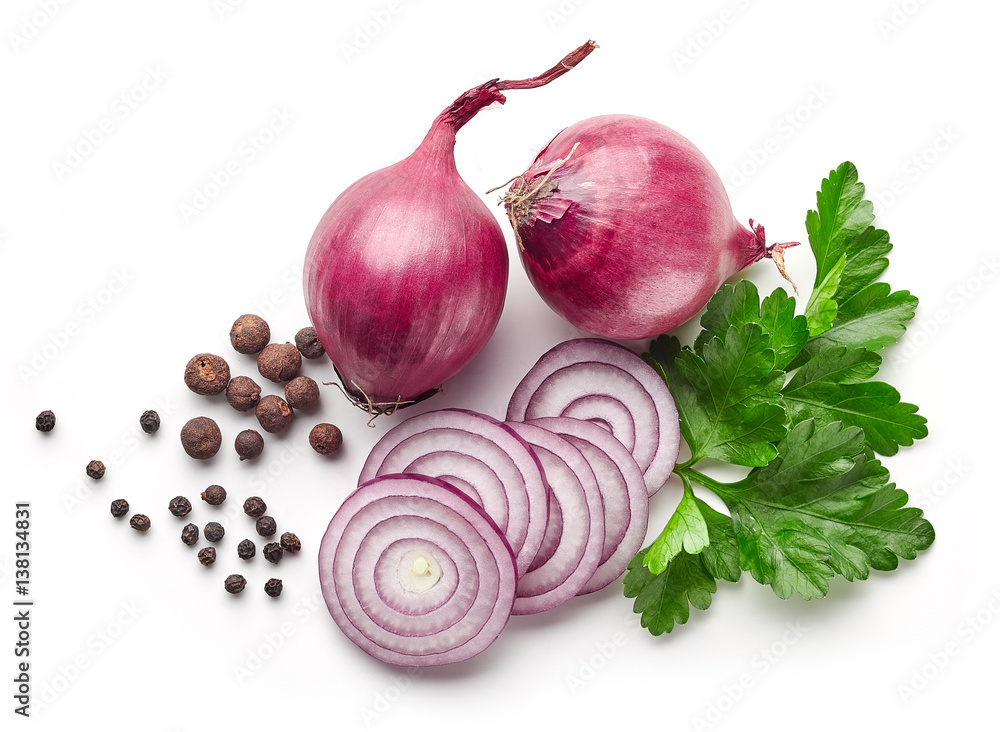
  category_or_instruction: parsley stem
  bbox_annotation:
[674,465,735,500]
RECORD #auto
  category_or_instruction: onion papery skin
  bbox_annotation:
[506,114,772,340]
[304,120,508,410]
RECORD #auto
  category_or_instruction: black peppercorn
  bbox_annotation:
[256,515,277,537]
[204,521,225,542]
[198,547,216,566]
[243,496,267,518]
[180,416,222,459]
[235,429,264,461]
[181,523,199,546]
[257,342,302,383]
[285,375,320,409]
[139,410,160,434]
[309,423,343,455]
[255,394,294,434]
[168,496,192,517]
[226,375,262,412]
[263,542,283,564]
[295,326,325,359]
[264,578,283,597]
[86,460,106,479]
[279,532,301,554]
[110,499,129,518]
[201,484,227,505]
[237,539,256,560]
[35,410,56,432]
[224,574,247,594]
[230,314,270,355]
[130,514,151,532]
[184,353,231,396]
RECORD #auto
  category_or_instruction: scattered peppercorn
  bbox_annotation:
[295,327,325,359]
[110,499,129,518]
[256,515,277,537]
[243,496,267,518]
[184,353,231,396]
[130,514,151,532]
[235,429,264,461]
[263,542,283,564]
[257,342,302,383]
[279,532,301,554]
[201,484,227,505]
[181,523,199,546]
[86,460,106,479]
[229,314,270,355]
[264,578,283,598]
[285,375,320,409]
[237,538,256,560]
[198,547,216,566]
[309,423,343,455]
[226,375,262,412]
[139,410,160,434]
[168,496,192,517]
[35,410,56,432]
[180,416,222,459]
[255,395,293,434]
[204,522,225,542]
[225,574,247,594]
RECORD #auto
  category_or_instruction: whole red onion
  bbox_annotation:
[304,42,597,417]
[499,114,797,340]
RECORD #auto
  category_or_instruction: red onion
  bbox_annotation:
[506,338,680,496]
[498,114,798,339]
[304,42,597,416]
[503,421,605,615]
[318,474,517,666]
[357,408,548,578]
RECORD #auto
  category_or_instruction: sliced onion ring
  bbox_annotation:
[319,474,516,667]
[359,408,547,578]
[502,422,605,615]
[506,338,680,496]
[526,416,649,594]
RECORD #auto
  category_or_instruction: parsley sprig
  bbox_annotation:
[624,162,934,635]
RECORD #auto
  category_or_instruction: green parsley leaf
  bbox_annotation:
[643,479,709,574]
[711,420,935,600]
[759,288,809,370]
[782,348,928,455]
[624,549,718,636]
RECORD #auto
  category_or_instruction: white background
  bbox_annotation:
[2,0,997,730]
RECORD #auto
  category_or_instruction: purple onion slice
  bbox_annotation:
[359,408,547,578]
[506,338,680,496]
[503,422,605,615]
[526,416,649,594]
[319,474,516,667]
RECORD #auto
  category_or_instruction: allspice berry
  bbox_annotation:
[230,314,270,355]
[255,395,293,434]
[226,375,262,411]
[295,327,325,359]
[235,429,264,461]
[284,375,319,409]
[180,417,222,459]
[309,423,343,455]
[257,342,301,382]
[184,353,231,396]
